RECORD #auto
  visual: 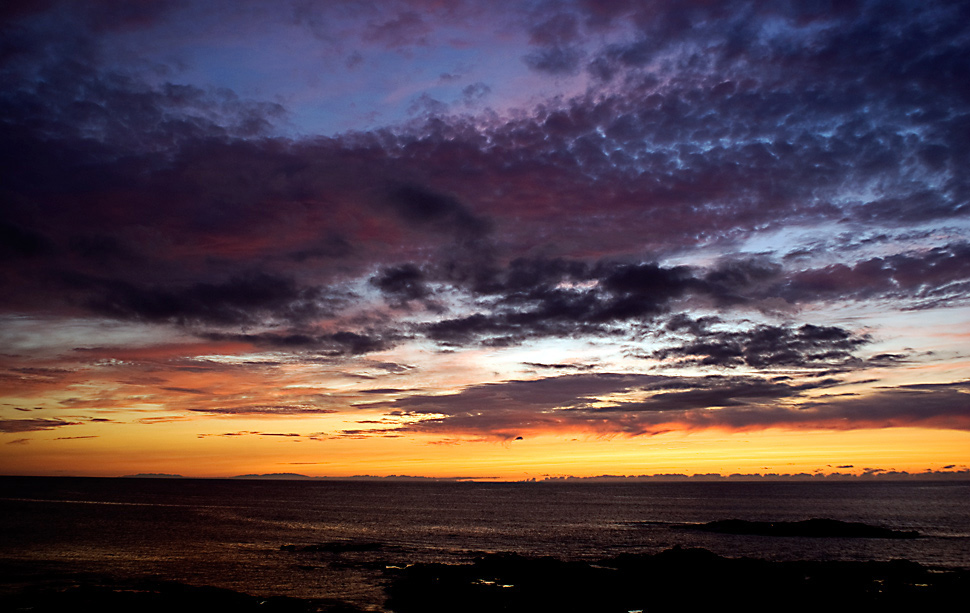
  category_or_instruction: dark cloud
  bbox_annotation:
[189,405,339,416]
[523,12,585,75]
[385,184,491,239]
[371,263,429,303]
[424,258,703,345]
[162,387,208,395]
[407,93,448,116]
[702,257,784,306]
[203,330,394,356]
[0,418,81,432]
[366,374,970,439]
[653,323,871,370]
[0,222,53,260]
[4,0,968,329]
[524,46,585,75]
[594,262,698,319]
[523,362,596,371]
[1,59,284,158]
[782,243,970,307]
[604,376,838,413]
[665,314,722,336]
[288,235,354,262]
[80,272,331,327]
[381,373,666,416]
[409,245,963,348]
[460,82,491,106]
[198,430,319,438]
[4,1,967,253]
[372,373,827,439]
[328,331,393,355]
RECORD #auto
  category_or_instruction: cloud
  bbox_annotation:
[80,272,333,327]
[1,0,969,449]
[365,374,970,440]
[189,405,339,416]
[523,362,596,372]
[0,221,53,260]
[460,82,491,106]
[0,418,82,432]
[197,430,321,439]
[202,330,394,355]
[1,57,283,156]
[702,257,784,306]
[523,12,585,75]
[524,46,585,75]
[782,243,970,308]
[652,323,871,370]
[368,373,800,438]
[410,255,873,353]
[422,258,703,345]
[4,0,968,334]
[528,12,582,47]
[371,263,430,303]
[364,11,431,50]
[385,183,492,239]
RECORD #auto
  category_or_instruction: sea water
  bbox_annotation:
[2,477,968,610]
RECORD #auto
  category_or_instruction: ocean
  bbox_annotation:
[1,477,968,611]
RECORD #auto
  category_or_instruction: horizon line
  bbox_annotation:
[2,469,969,483]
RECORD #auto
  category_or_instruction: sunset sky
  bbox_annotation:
[2,0,969,479]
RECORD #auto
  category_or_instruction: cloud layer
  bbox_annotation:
[1,0,968,451]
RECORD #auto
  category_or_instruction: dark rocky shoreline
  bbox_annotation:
[3,577,367,613]
[385,547,968,612]
[5,546,968,613]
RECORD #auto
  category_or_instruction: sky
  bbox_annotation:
[2,0,969,480]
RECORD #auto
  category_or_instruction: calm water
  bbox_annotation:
[1,477,968,610]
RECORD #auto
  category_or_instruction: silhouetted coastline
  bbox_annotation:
[3,577,367,613]
[384,547,969,612]
[5,547,968,613]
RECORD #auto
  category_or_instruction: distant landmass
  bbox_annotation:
[104,470,969,482]
[231,473,317,480]
[229,473,474,481]
[540,469,970,482]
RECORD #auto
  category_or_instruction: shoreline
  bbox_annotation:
[5,546,969,613]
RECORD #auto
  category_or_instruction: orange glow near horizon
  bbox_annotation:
[3,415,968,480]
[3,327,969,481]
